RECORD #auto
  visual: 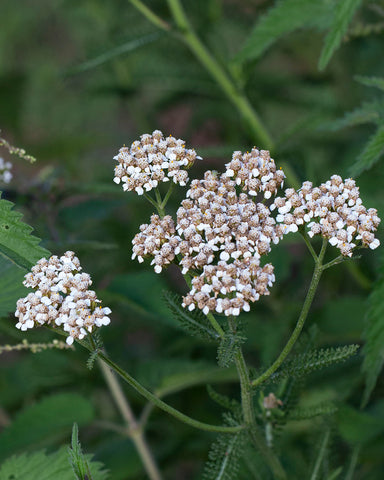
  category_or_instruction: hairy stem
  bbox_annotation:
[98,359,163,480]
[228,318,287,480]
[252,238,327,388]
[166,0,273,149]
[95,350,242,433]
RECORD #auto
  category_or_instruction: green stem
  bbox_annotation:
[228,318,287,480]
[166,0,274,149]
[252,238,327,388]
[300,231,318,262]
[206,311,225,338]
[96,350,242,433]
[160,183,174,209]
[310,429,330,480]
[98,359,163,480]
[129,0,171,31]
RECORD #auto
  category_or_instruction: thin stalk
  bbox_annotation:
[96,350,242,433]
[310,430,330,480]
[206,311,225,338]
[129,0,171,31]
[252,238,327,388]
[301,231,318,262]
[160,182,174,209]
[344,444,361,480]
[98,359,163,480]
[166,0,273,149]
[228,318,287,480]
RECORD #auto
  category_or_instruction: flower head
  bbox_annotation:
[0,157,12,184]
[113,130,201,195]
[15,251,111,345]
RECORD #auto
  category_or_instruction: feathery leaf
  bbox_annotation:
[349,123,384,177]
[318,0,362,71]
[235,0,333,63]
[217,332,245,368]
[207,385,240,413]
[163,290,220,341]
[287,402,337,421]
[355,75,384,92]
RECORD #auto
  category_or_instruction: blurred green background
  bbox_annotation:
[1,0,384,478]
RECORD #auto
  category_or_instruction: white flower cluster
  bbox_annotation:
[225,148,285,199]
[0,157,12,184]
[15,251,111,345]
[182,260,275,316]
[132,214,180,273]
[271,175,381,256]
[113,130,201,195]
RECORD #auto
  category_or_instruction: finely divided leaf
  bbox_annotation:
[0,393,94,461]
[355,75,384,92]
[318,0,362,71]
[235,0,333,63]
[361,256,384,406]
[0,447,108,480]
[0,192,49,270]
[203,416,246,480]
[217,332,245,368]
[287,402,337,421]
[69,423,93,480]
[327,102,381,131]
[349,124,384,177]
[264,345,359,382]
[163,290,220,341]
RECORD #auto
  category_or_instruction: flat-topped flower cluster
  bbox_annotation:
[271,175,380,257]
[15,251,111,345]
[127,132,380,318]
[113,130,201,195]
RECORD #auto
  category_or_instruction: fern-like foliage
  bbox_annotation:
[318,0,363,70]
[163,290,220,341]
[262,345,359,383]
[203,414,246,480]
[207,385,241,414]
[355,75,384,92]
[0,192,49,270]
[361,255,384,406]
[349,123,384,177]
[287,402,337,421]
[217,332,245,368]
[235,0,334,63]
[69,423,94,480]
[86,332,103,370]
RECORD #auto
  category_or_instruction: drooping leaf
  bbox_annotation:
[0,192,49,270]
[0,254,28,317]
[235,0,333,63]
[349,124,384,177]
[318,0,363,71]
[203,415,246,480]
[0,393,94,461]
[361,256,384,406]
[355,75,384,92]
[163,290,220,341]
[0,447,108,480]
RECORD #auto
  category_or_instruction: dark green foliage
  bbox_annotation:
[68,423,109,480]
[0,447,108,480]
[264,345,360,383]
[207,385,240,413]
[362,255,384,406]
[287,402,337,421]
[349,124,384,177]
[163,290,220,341]
[318,0,363,71]
[203,415,246,480]
[86,332,104,370]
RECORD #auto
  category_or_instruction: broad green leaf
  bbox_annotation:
[318,0,362,71]
[361,255,384,406]
[0,192,49,270]
[67,32,162,74]
[355,75,384,92]
[235,0,333,63]
[349,124,384,177]
[0,447,108,480]
[0,393,94,461]
[0,254,28,317]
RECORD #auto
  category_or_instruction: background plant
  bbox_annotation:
[1,0,384,479]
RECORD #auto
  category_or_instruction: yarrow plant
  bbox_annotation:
[11,130,381,480]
